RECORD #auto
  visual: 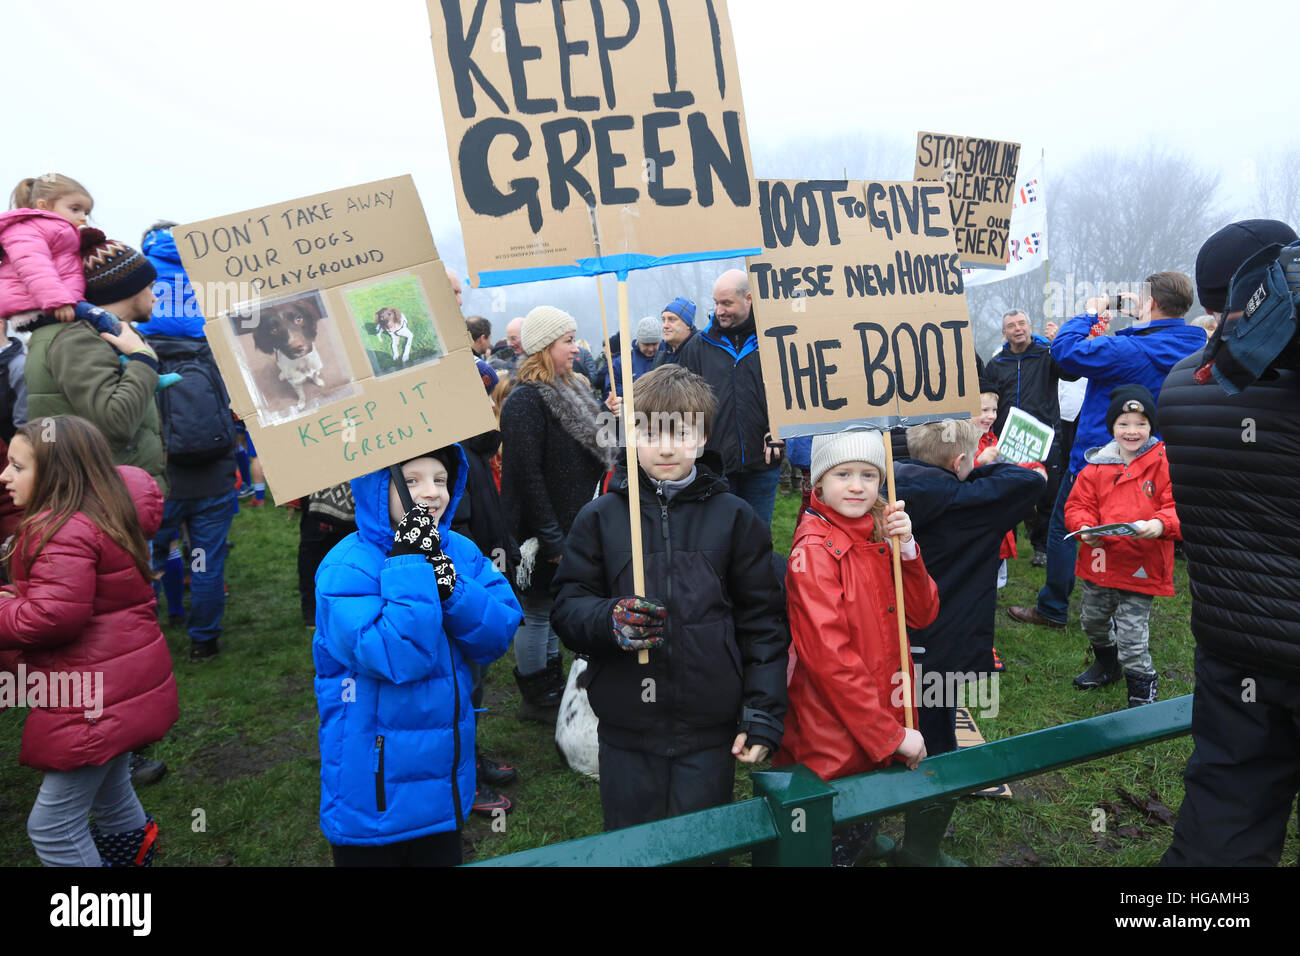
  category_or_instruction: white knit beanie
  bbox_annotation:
[810,428,887,486]
[636,316,662,344]
[522,305,578,356]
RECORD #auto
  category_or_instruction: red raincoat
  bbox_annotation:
[1065,439,1180,597]
[0,466,178,771]
[774,495,940,781]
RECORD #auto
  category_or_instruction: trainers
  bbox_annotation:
[991,647,1005,673]
[471,787,513,817]
[247,497,266,508]
[1006,606,1066,630]
[1030,550,1047,568]
[129,752,167,787]
[477,750,518,788]
[189,638,221,662]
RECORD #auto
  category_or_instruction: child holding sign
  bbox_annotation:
[551,366,788,832]
[313,445,521,866]
[1064,385,1179,707]
[774,428,939,865]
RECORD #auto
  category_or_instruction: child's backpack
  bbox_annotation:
[148,335,238,465]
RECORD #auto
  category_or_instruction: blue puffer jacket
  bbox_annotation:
[138,227,204,337]
[312,446,521,845]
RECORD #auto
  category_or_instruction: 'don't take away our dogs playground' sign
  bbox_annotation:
[175,175,495,502]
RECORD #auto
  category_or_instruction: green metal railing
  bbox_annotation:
[468,695,1192,866]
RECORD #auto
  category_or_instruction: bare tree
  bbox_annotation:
[1255,145,1300,228]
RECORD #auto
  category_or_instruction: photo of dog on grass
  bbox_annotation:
[227,289,359,425]
[343,273,445,376]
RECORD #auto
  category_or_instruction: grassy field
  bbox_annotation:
[342,274,446,376]
[0,491,1289,866]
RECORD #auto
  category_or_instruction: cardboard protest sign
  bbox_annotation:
[175,175,496,503]
[914,132,1021,268]
[954,708,1012,798]
[748,179,982,437]
[997,407,1055,464]
[427,0,760,286]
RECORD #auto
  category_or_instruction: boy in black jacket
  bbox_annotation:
[891,418,1046,864]
[552,366,788,831]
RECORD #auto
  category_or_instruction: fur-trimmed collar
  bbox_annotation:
[1084,436,1160,465]
[532,379,616,470]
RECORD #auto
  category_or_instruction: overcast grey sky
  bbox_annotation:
[5,0,1292,273]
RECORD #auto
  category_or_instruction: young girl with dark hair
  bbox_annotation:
[0,416,178,866]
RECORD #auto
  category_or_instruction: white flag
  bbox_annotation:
[963,156,1047,287]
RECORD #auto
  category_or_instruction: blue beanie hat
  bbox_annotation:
[664,297,696,327]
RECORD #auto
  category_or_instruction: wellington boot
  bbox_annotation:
[892,801,967,867]
[513,666,560,724]
[1073,643,1123,690]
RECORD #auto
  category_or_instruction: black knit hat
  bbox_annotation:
[81,228,157,306]
[1195,219,1297,313]
[1105,384,1157,434]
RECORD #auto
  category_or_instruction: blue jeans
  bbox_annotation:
[726,467,781,528]
[151,492,235,644]
[1035,470,1078,625]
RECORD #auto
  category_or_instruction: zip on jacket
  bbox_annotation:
[699,329,758,469]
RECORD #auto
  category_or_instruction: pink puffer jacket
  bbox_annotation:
[0,209,85,317]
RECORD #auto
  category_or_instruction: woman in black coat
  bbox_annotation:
[499,306,613,720]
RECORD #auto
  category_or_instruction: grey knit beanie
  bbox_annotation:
[636,316,662,344]
[810,428,887,486]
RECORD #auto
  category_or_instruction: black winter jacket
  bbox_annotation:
[1158,352,1300,679]
[985,341,1066,434]
[678,314,776,476]
[551,454,789,756]
[500,382,607,591]
[451,429,519,575]
[896,459,1045,674]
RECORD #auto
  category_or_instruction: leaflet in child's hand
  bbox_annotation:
[1064,523,1141,539]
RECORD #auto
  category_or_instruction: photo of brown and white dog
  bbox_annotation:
[251,298,326,410]
[374,306,414,364]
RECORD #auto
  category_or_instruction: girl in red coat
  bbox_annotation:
[1064,386,1179,707]
[0,416,178,865]
[774,428,940,862]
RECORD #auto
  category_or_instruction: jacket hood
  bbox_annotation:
[117,465,164,539]
[1084,436,1162,466]
[798,492,879,546]
[0,208,76,237]
[1116,319,1205,372]
[141,227,182,267]
[610,449,728,500]
[349,444,469,550]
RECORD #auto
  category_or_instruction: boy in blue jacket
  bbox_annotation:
[313,445,522,866]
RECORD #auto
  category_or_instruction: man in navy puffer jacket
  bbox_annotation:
[314,445,521,865]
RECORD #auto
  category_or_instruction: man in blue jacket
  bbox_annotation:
[1008,271,1205,629]
[678,269,784,526]
[138,222,239,667]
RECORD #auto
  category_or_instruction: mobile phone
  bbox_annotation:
[1110,294,1126,313]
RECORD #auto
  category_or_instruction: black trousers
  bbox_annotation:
[1027,437,1063,553]
[598,739,735,831]
[331,830,462,867]
[1161,649,1300,866]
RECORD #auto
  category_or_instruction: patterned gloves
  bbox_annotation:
[610,596,667,651]
[390,505,457,601]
